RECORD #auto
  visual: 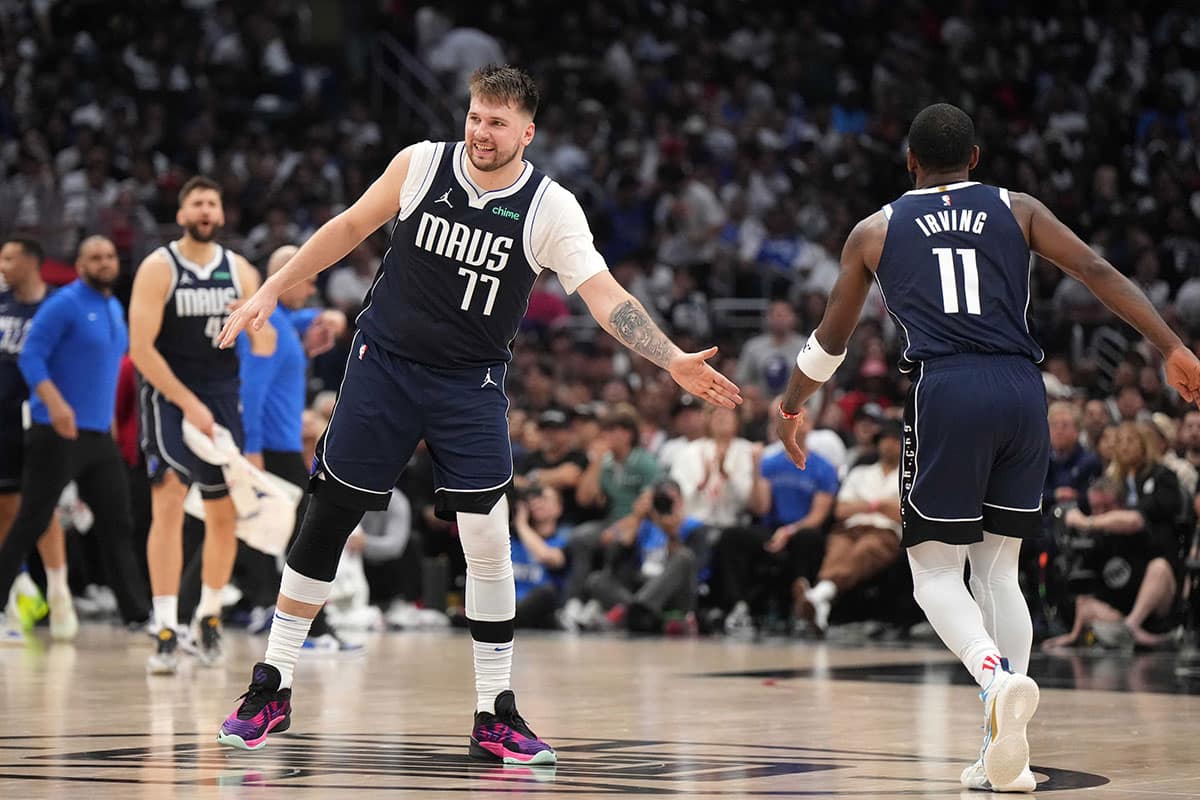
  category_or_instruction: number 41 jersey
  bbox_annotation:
[356,140,605,369]
[875,181,1044,373]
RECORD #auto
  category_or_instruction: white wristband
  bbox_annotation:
[795,332,846,382]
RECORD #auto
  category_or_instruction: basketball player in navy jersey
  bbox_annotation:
[0,237,75,642]
[777,104,1200,793]
[130,176,275,674]
[212,65,741,760]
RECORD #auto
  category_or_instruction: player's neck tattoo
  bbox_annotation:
[609,299,677,370]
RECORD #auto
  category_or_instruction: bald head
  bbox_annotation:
[77,235,119,292]
[271,244,317,310]
[268,245,299,277]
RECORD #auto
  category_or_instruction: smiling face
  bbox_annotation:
[464,95,534,173]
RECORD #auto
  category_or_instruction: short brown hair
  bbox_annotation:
[178,175,222,206]
[469,64,539,118]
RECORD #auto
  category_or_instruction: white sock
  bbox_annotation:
[474,639,513,713]
[45,567,69,599]
[152,595,178,632]
[809,579,837,604]
[264,610,314,690]
[198,584,223,620]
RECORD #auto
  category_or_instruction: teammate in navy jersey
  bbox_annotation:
[213,65,741,760]
[129,176,275,674]
[0,237,75,641]
[776,104,1200,793]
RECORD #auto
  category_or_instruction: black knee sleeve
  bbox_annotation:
[469,619,515,643]
[285,493,366,582]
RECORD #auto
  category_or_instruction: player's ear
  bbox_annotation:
[968,145,980,172]
[905,148,918,174]
[522,121,536,147]
[175,206,185,227]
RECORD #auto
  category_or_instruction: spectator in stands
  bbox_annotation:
[670,405,758,529]
[795,420,904,633]
[736,300,805,398]
[511,485,569,630]
[1045,401,1104,513]
[514,408,590,527]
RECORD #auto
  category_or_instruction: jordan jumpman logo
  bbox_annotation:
[480,368,498,388]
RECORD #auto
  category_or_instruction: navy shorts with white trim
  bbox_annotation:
[140,382,244,500]
[312,330,512,516]
[900,353,1049,547]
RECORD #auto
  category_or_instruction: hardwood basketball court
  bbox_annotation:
[2,627,1198,797]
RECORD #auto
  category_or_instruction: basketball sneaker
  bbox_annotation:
[963,659,1039,792]
[470,690,556,765]
[48,591,79,642]
[217,662,292,751]
[147,627,179,674]
[10,571,48,632]
[194,615,223,666]
[0,611,23,645]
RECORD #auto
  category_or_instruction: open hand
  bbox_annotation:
[218,285,279,349]
[667,347,742,409]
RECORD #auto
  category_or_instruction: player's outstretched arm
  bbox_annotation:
[1016,192,1200,405]
[777,213,882,468]
[576,270,742,409]
[218,145,418,348]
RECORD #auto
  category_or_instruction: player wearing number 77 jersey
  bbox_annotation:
[776,103,1200,793]
[211,64,741,761]
[129,176,276,674]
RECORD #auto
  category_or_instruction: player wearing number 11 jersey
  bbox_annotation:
[776,104,1200,792]
[212,64,741,760]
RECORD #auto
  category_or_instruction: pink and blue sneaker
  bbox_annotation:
[216,662,292,751]
[470,690,556,765]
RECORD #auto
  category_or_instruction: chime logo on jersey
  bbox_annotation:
[414,212,513,272]
[174,286,238,317]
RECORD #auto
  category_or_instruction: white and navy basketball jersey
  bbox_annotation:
[876,181,1043,372]
[0,289,50,421]
[357,142,551,368]
[155,241,242,390]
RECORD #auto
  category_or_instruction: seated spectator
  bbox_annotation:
[514,407,590,526]
[715,410,838,635]
[794,420,903,632]
[354,487,420,614]
[579,480,704,634]
[844,402,884,471]
[1045,423,1184,649]
[1045,401,1103,512]
[511,485,569,630]
[670,405,757,528]
[656,393,705,473]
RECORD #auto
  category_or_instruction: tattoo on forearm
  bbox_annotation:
[609,300,677,369]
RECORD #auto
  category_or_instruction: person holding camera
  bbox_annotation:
[511,485,569,629]
[580,479,704,633]
[1044,422,1185,650]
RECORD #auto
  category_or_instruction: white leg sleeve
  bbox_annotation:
[457,495,515,622]
[968,532,1032,675]
[908,540,1002,689]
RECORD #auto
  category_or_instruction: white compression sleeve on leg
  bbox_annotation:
[969,532,1032,674]
[279,564,334,606]
[908,540,1003,689]
[458,495,515,622]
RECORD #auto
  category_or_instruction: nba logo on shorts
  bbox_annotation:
[358,343,367,361]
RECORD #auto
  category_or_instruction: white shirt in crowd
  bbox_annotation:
[837,461,902,537]
[670,437,756,528]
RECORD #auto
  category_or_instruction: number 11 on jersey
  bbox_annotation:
[932,247,981,315]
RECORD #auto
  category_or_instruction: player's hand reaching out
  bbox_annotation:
[667,347,742,409]
[1165,346,1200,406]
[218,285,279,349]
[778,407,808,470]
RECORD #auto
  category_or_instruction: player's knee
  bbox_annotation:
[458,496,512,582]
[285,493,366,583]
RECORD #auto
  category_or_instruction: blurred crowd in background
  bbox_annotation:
[1,1,1198,646]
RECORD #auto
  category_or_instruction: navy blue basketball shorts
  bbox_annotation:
[312,331,513,517]
[140,382,244,499]
[900,354,1050,547]
[0,422,22,494]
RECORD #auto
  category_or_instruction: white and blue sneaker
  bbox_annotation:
[962,658,1039,792]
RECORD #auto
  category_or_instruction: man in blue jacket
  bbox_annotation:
[0,236,151,627]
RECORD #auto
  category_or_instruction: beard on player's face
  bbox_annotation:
[467,138,520,173]
[185,221,221,243]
